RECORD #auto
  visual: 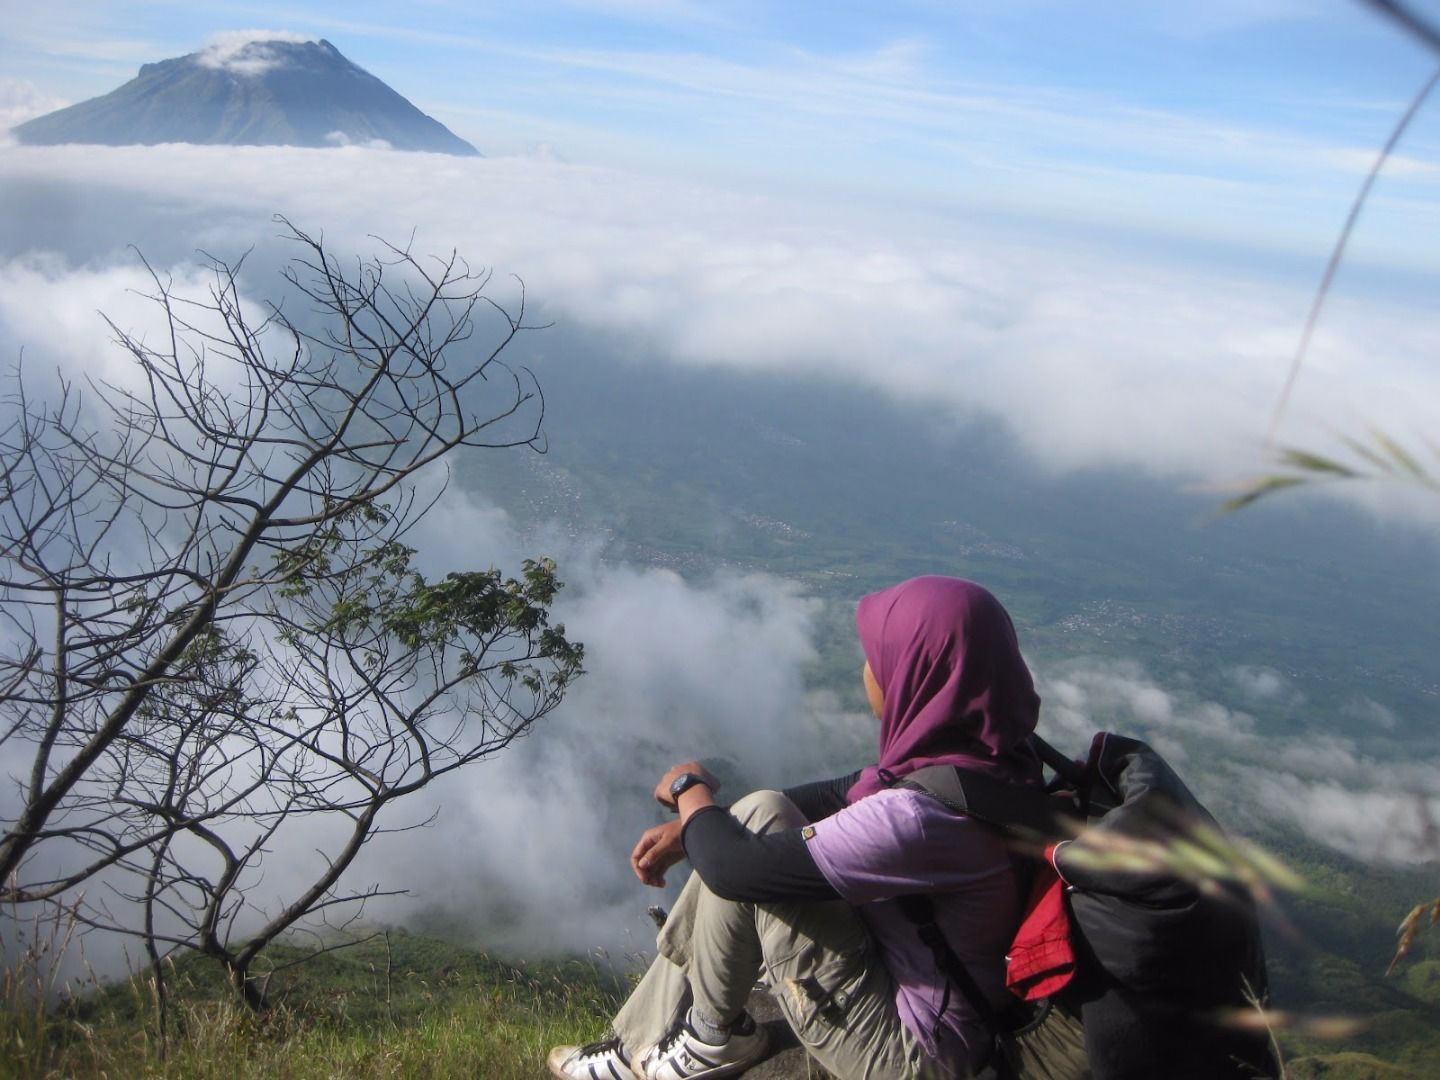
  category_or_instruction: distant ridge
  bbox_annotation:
[13,36,480,156]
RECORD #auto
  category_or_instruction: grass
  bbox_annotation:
[4,919,1440,1078]
[0,929,627,1080]
[1285,1052,1427,1080]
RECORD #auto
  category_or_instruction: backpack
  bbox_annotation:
[894,731,1276,1080]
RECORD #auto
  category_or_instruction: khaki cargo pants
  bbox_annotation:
[611,790,933,1080]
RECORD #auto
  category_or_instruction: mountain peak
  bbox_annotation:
[191,32,332,77]
[14,35,480,156]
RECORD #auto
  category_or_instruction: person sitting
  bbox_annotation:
[549,576,1058,1080]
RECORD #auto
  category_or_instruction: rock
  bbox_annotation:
[741,987,835,1079]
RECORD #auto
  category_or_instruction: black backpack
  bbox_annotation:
[895,732,1276,1080]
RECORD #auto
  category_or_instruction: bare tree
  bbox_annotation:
[0,219,584,1011]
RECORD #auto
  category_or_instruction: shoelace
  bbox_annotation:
[575,1035,626,1061]
[653,1013,752,1054]
[652,1021,686,1055]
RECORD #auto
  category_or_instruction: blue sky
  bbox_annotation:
[3,0,1440,269]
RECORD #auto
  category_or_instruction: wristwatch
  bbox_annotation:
[668,772,713,806]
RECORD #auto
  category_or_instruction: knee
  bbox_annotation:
[728,789,807,834]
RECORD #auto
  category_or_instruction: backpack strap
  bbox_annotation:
[888,752,1083,1077]
[1031,732,1088,790]
[896,893,1023,1080]
[895,764,1079,841]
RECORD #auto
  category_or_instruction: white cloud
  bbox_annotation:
[6,140,1440,527]
[1039,657,1440,866]
[323,130,394,150]
[561,0,727,26]
[1342,695,1401,732]
[1040,659,1258,749]
[1241,768,1440,865]
[0,253,279,406]
[0,79,68,138]
[1322,145,1440,179]
[196,31,321,77]
[339,488,859,955]
[1273,734,1364,781]
[1228,665,1306,708]
[0,144,1437,521]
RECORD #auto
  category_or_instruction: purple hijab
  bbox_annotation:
[847,576,1042,803]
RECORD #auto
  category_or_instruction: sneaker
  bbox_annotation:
[636,1014,770,1080]
[548,1035,638,1080]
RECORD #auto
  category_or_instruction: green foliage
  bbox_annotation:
[1285,1051,1426,1080]
[372,557,582,692]
[1398,960,1440,1006]
[274,500,583,695]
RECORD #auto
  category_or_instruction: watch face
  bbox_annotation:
[670,773,704,800]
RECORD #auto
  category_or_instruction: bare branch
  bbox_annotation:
[0,219,583,1010]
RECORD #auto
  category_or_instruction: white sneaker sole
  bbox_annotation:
[639,1030,770,1080]
[548,1044,638,1080]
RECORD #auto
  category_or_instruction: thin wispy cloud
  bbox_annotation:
[0,79,68,134]
[562,0,734,29]
[0,3,162,68]
[1123,0,1328,39]
[379,30,1440,259]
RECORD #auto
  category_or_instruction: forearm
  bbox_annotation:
[680,806,839,903]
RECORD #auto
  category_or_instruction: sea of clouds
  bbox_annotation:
[2,142,1439,494]
[1,140,1437,970]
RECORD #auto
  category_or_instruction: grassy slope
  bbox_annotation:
[1,932,624,1080]
[4,870,1437,1080]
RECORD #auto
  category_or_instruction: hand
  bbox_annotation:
[631,820,685,887]
[654,761,721,811]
